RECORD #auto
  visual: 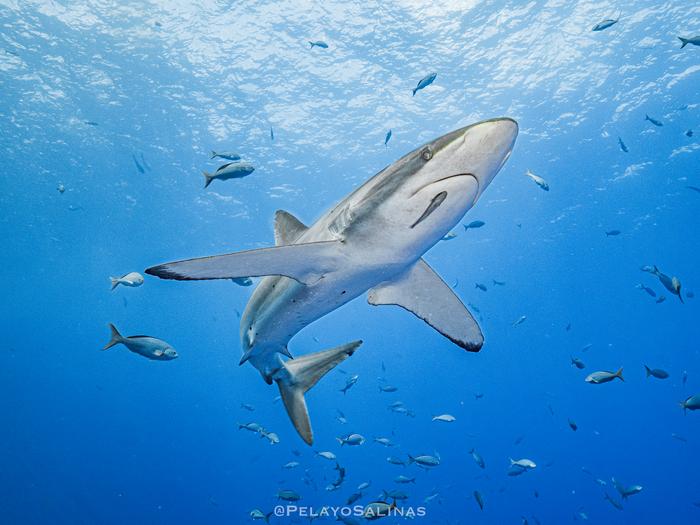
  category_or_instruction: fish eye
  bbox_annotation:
[421,148,433,161]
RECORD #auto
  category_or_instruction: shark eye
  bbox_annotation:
[421,147,433,161]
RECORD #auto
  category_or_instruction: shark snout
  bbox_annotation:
[461,117,518,199]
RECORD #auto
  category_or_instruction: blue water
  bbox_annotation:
[1,1,698,524]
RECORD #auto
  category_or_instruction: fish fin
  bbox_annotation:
[145,240,341,284]
[615,367,624,382]
[103,323,123,350]
[203,171,213,188]
[679,37,688,49]
[264,512,272,524]
[110,277,120,290]
[368,258,483,351]
[210,151,217,159]
[644,365,651,378]
[239,349,254,365]
[279,346,293,359]
[154,349,164,357]
[274,210,308,245]
[276,340,362,445]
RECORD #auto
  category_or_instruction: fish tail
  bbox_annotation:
[407,454,415,464]
[308,41,315,48]
[103,323,123,350]
[644,365,651,378]
[276,340,363,445]
[615,367,624,382]
[202,171,213,188]
[109,277,120,290]
[412,88,417,96]
[336,437,345,446]
[679,37,688,49]
[210,151,217,159]
[264,512,273,524]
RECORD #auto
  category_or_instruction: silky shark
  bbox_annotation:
[146,117,518,445]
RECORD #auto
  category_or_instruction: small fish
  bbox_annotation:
[687,186,700,194]
[261,431,279,445]
[132,154,145,174]
[240,403,255,411]
[592,16,619,32]
[276,490,301,502]
[283,461,300,469]
[249,509,272,522]
[424,492,440,504]
[605,230,621,236]
[604,492,623,510]
[412,72,437,96]
[357,481,371,490]
[270,127,274,141]
[644,365,669,379]
[84,120,99,126]
[394,475,415,484]
[316,451,336,460]
[309,40,328,49]
[645,114,663,127]
[384,129,392,146]
[379,384,398,393]
[636,284,656,297]
[238,422,264,433]
[568,419,578,431]
[671,433,687,443]
[432,414,456,423]
[656,295,666,304]
[595,478,607,486]
[474,490,484,510]
[57,183,65,194]
[464,220,485,230]
[686,129,694,137]
[571,357,586,369]
[682,370,688,386]
[510,458,537,470]
[381,489,408,500]
[363,501,396,520]
[341,374,359,394]
[232,277,253,286]
[585,368,624,384]
[441,231,457,241]
[408,454,440,468]
[386,456,406,466]
[647,265,683,303]
[336,433,365,446]
[525,169,549,191]
[678,35,700,48]
[346,492,362,505]
[373,437,394,447]
[470,448,485,469]
[680,394,700,412]
[210,151,241,161]
[102,324,177,360]
[618,137,628,152]
[110,271,144,290]
[203,162,255,188]
[613,478,643,499]
[475,283,488,292]
[512,315,527,327]
[493,279,506,286]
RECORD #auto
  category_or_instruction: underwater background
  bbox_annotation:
[1,1,699,523]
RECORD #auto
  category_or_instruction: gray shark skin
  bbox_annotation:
[146,117,518,445]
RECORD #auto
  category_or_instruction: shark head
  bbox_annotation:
[347,117,518,255]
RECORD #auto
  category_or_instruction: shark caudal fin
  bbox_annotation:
[276,340,362,445]
[203,171,213,188]
[103,323,124,350]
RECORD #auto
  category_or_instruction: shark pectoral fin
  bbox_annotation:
[276,341,362,445]
[145,241,341,284]
[368,259,483,351]
[274,210,308,245]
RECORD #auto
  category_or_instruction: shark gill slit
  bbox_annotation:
[410,191,448,229]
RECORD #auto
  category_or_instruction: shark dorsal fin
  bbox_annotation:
[274,210,308,245]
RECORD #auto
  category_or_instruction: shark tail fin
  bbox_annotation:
[615,367,625,382]
[109,277,120,290]
[203,171,213,188]
[644,365,651,378]
[679,37,688,49]
[276,340,362,445]
[103,323,123,350]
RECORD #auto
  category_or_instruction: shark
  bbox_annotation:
[145,117,518,444]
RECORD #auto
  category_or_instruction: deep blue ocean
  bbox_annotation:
[1,1,699,524]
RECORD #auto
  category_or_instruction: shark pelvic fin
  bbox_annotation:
[368,258,483,351]
[274,210,308,245]
[276,340,362,445]
[145,241,341,284]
